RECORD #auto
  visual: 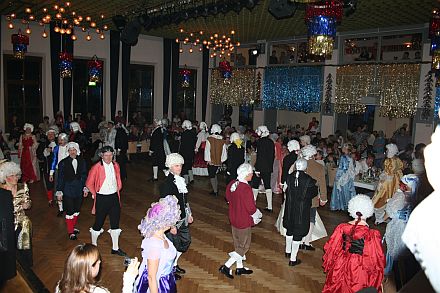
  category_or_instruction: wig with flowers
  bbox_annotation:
[138,195,181,238]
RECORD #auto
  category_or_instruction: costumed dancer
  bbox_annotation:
[115,123,129,181]
[204,124,227,197]
[226,132,245,184]
[104,121,117,148]
[86,146,127,256]
[275,139,300,236]
[69,122,88,152]
[50,133,70,217]
[56,142,87,240]
[323,194,385,293]
[0,161,33,267]
[283,159,318,266]
[372,143,403,224]
[18,123,40,183]
[37,126,58,206]
[402,125,440,293]
[159,153,193,280]
[299,135,311,147]
[134,195,181,292]
[330,143,356,211]
[179,120,197,185]
[251,125,275,212]
[384,175,419,289]
[192,122,209,176]
[270,133,283,194]
[150,119,166,181]
[219,163,262,279]
[0,160,17,286]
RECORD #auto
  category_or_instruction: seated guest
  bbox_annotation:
[355,153,375,176]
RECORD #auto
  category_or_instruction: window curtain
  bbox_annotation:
[50,21,61,117]
[62,34,73,117]
[110,30,120,120]
[163,39,172,116]
[171,42,180,117]
[121,43,131,122]
[201,47,209,121]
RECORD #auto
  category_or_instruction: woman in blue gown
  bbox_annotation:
[330,143,356,211]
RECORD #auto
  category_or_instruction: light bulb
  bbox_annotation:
[236,42,241,47]
[62,19,68,24]
[179,48,183,53]
[214,33,218,38]
[81,27,86,32]
[26,26,31,34]
[56,13,62,19]
[86,16,91,21]
[103,25,108,30]
[43,8,48,13]
[29,15,35,20]
[59,7,65,13]
[78,16,83,21]
[42,31,48,38]
[66,2,71,7]
[10,13,16,18]
[199,47,203,52]
[99,34,105,40]
[25,7,32,13]
[71,11,76,16]
[54,26,60,32]
[8,22,14,29]
[90,22,96,27]
[86,34,91,41]
[96,28,101,33]
[189,48,193,53]
[100,14,104,19]
[71,34,77,41]
[66,28,72,34]
[53,4,59,10]
[179,28,184,33]
[60,28,65,34]
[231,30,235,35]
[199,30,203,35]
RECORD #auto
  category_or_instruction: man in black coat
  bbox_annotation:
[159,153,193,280]
[179,120,197,184]
[150,119,166,181]
[281,140,300,186]
[252,125,275,212]
[115,123,129,180]
[36,127,58,206]
[283,159,318,266]
[226,132,245,184]
[56,142,88,240]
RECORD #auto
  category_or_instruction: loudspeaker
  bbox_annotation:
[121,18,141,46]
[268,0,297,20]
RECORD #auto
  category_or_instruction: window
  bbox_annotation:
[270,42,325,65]
[343,37,379,63]
[4,55,42,129]
[72,58,104,118]
[176,68,196,121]
[380,33,422,62]
[128,64,154,126]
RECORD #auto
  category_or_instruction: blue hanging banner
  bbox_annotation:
[307,15,337,37]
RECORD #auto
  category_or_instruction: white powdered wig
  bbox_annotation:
[154,118,163,127]
[166,153,185,168]
[46,126,59,137]
[67,142,80,155]
[23,123,34,132]
[182,120,192,130]
[237,163,253,182]
[348,194,374,220]
[301,144,317,160]
[0,161,21,183]
[256,125,269,137]
[386,143,399,158]
[58,133,69,142]
[411,159,425,175]
[199,122,208,131]
[295,158,308,171]
[299,135,311,145]
[210,124,222,134]
[287,140,300,152]
[230,132,241,143]
[70,122,83,133]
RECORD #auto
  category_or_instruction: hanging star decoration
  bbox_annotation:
[179,66,191,88]
[219,60,233,84]
[87,55,103,83]
[59,52,73,78]
[11,29,29,59]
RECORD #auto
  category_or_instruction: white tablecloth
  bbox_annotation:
[354,179,378,191]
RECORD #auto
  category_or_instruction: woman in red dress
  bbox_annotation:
[192,122,209,176]
[19,123,39,183]
[323,194,385,293]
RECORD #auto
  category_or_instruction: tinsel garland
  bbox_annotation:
[305,0,343,22]
[435,87,440,120]
[324,73,333,114]
[209,68,260,106]
[11,31,29,59]
[421,71,434,120]
[59,52,73,78]
[262,66,323,113]
[378,64,420,118]
[334,64,372,114]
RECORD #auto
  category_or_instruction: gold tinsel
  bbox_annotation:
[378,63,420,118]
[210,68,260,106]
[308,35,334,57]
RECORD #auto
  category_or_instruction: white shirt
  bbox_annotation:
[72,158,78,174]
[50,144,69,175]
[98,162,118,195]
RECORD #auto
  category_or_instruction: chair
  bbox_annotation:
[140,140,150,153]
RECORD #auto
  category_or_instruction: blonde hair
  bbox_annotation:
[58,244,103,293]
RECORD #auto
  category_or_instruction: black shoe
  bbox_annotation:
[174,273,182,281]
[57,210,64,217]
[69,233,77,240]
[149,178,159,182]
[111,249,127,256]
[189,180,194,184]
[235,267,253,275]
[264,208,273,213]
[299,244,315,251]
[73,228,80,235]
[175,265,186,274]
[209,191,216,195]
[285,252,291,258]
[219,265,234,279]
[288,259,301,266]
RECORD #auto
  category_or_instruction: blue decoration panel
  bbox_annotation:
[307,16,337,37]
[262,66,323,113]
[435,86,440,120]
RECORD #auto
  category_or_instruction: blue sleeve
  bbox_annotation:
[56,160,65,192]
[51,146,59,171]
[339,155,349,171]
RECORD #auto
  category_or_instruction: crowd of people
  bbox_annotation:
[0,112,438,293]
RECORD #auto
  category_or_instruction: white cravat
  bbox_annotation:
[98,162,118,195]
[71,158,78,174]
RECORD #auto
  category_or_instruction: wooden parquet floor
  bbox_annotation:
[22,160,383,293]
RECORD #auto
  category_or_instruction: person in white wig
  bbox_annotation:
[372,143,404,224]
[192,122,209,176]
[104,121,117,148]
[159,153,193,280]
[323,194,385,293]
[69,122,87,152]
[220,163,261,279]
[179,120,197,184]
[251,125,275,212]
[49,133,70,216]
[403,125,440,293]
[150,119,166,181]
[204,124,227,196]
[56,142,88,240]
[299,135,311,147]
[225,132,245,184]
[18,123,39,183]
[37,126,59,206]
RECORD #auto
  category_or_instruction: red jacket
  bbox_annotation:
[86,161,122,214]
[225,180,256,229]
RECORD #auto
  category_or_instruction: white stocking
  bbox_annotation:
[290,241,301,262]
[265,189,273,210]
[285,235,293,253]
[252,189,259,202]
[188,170,194,182]
[153,166,158,179]
[174,251,182,267]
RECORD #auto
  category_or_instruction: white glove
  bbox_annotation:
[251,209,263,225]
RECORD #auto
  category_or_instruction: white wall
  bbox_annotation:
[277,110,317,129]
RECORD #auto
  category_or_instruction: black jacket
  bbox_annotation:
[226,144,245,177]
[283,171,318,238]
[0,188,16,281]
[255,137,275,173]
[56,156,87,198]
[179,129,197,165]
[159,173,187,220]
[281,152,298,184]
[115,128,128,153]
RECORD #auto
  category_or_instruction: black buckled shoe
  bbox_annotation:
[288,259,302,267]
[219,265,234,279]
[175,265,186,274]
[299,244,316,251]
[69,233,77,240]
[285,252,291,258]
[235,267,253,275]
[73,228,80,235]
[174,273,182,281]
[57,210,64,217]
[111,249,127,256]
[263,208,273,213]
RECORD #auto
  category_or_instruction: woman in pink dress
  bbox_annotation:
[192,122,209,176]
[19,123,39,183]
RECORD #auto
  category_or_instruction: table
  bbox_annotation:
[354,178,378,191]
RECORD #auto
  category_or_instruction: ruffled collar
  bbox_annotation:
[173,174,188,194]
